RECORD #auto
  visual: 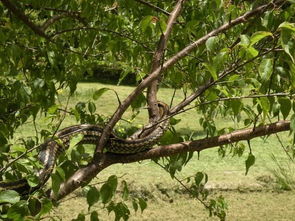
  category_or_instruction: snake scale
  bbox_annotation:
[0,102,169,195]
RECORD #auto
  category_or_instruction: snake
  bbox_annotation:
[0,102,170,196]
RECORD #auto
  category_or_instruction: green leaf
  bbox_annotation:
[68,133,84,154]
[259,59,273,83]
[132,200,138,212]
[169,117,181,126]
[278,97,291,119]
[88,102,96,114]
[90,211,100,221]
[51,173,63,195]
[250,31,273,46]
[204,63,217,80]
[107,201,130,221]
[206,36,218,52]
[56,167,66,181]
[231,99,243,116]
[280,29,295,62]
[39,198,53,216]
[100,175,118,204]
[245,153,255,175]
[194,172,204,186]
[27,175,39,187]
[140,16,153,32]
[138,197,147,213]
[28,198,41,216]
[7,201,28,221]
[279,22,295,32]
[246,46,258,57]
[0,190,20,204]
[93,88,111,100]
[87,186,100,208]
[239,34,250,46]
[131,92,146,110]
[259,97,270,115]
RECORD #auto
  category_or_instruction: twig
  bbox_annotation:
[134,0,170,16]
[142,92,295,133]
[154,161,210,208]
[0,145,40,173]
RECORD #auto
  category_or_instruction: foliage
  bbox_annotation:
[0,0,295,220]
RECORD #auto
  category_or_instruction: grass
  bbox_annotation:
[15,82,295,220]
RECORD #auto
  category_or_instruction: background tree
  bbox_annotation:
[0,0,295,220]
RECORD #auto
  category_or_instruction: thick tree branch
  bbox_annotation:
[147,0,185,122]
[95,0,286,153]
[1,0,50,39]
[53,120,290,200]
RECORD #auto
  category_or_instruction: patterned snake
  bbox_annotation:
[0,102,169,195]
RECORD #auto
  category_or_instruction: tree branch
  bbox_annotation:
[147,0,185,122]
[53,120,290,200]
[1,0,50,40]
[94,0,286,154]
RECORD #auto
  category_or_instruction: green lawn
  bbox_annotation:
[15,83,295,221]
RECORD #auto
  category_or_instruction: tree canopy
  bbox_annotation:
[0,0,295,220]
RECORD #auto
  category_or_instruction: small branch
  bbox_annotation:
[155,161,210,209]
[142,92,295,131]
[134,0,170,16]
[1,0,50,40]
[53,120,290,200]
[0,145,39,173]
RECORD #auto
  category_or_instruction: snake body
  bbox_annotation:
[0,102,169,195]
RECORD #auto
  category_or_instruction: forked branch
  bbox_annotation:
[94,0,286,153]
[147,0,185,122]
